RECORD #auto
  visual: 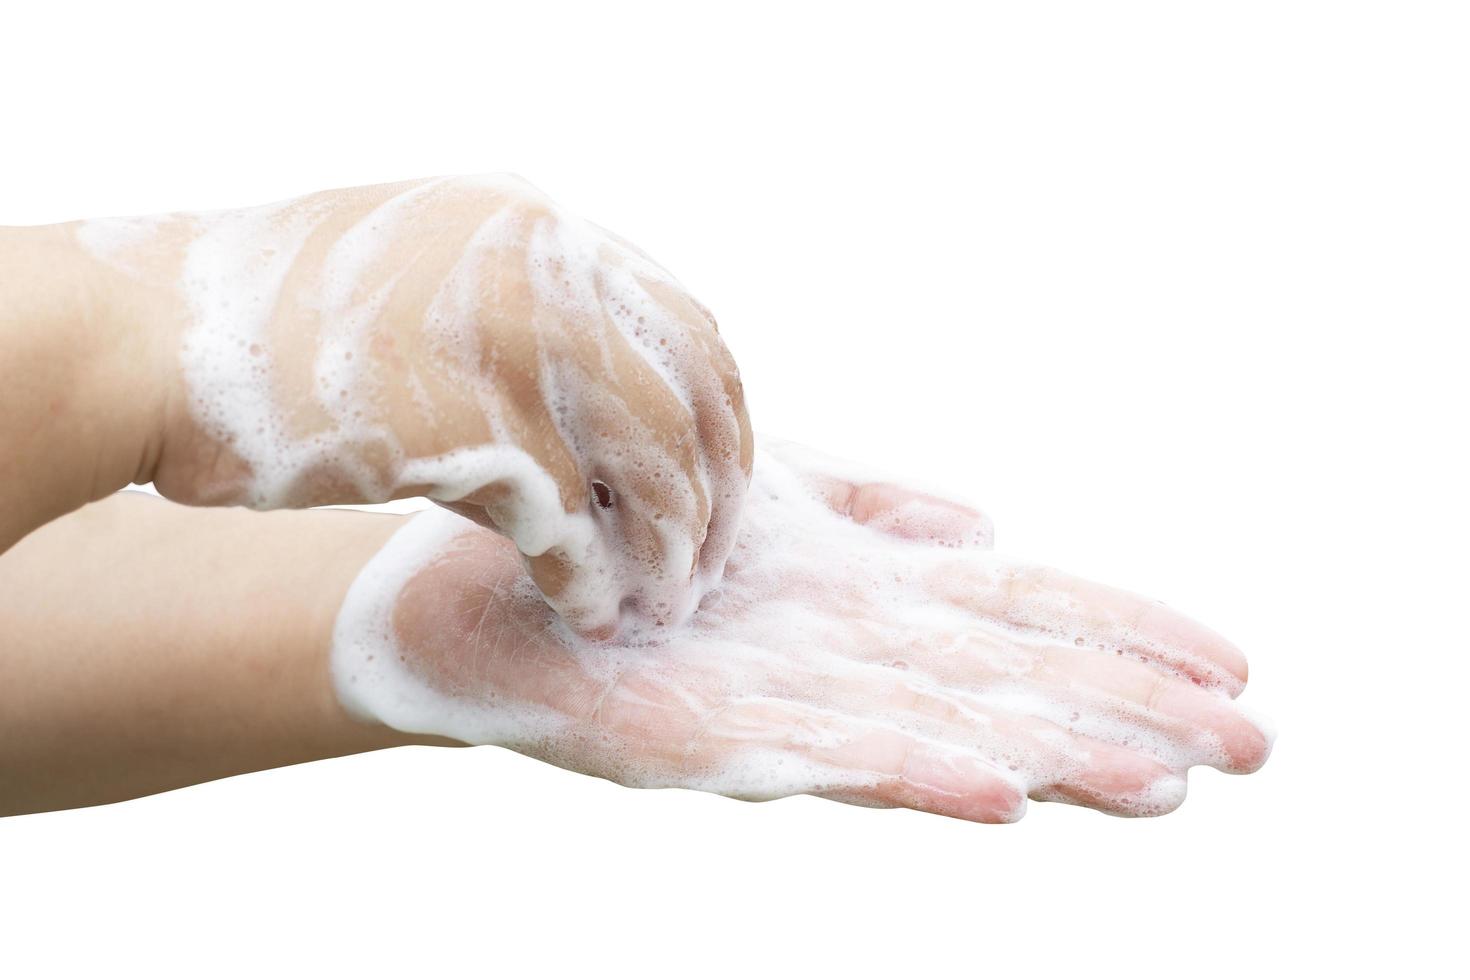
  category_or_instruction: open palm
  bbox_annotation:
[333,447,1270,822]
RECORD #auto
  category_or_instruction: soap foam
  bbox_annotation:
[332,447,1273,822]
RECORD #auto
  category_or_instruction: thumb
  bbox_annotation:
[762,437,995,549]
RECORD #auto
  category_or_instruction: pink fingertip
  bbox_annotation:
[902,749,1028,823]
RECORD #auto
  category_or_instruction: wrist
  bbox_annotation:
[0,221,175,549]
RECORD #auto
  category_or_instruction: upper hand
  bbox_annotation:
[79,175,753,635]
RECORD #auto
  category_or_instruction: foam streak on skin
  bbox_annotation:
[396,444,592,560]
[75,175,754,635]
[332,448,1273,823]
[179,198,329,504]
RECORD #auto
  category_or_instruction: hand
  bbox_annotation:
[77,176,753,635]
[333,448,1270,822]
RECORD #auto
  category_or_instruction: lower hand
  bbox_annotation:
[334,448,1270,822]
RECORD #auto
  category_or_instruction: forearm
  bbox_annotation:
[0,224,171,554]
[0,493,441,817]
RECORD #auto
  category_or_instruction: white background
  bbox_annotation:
[3,2,1465,975]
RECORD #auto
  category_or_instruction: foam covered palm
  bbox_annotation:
[333,447,1270,822]
[79,176,752,634]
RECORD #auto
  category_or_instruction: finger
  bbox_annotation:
[631,275,752,587]
[697,698,1028,823]
[813,729,1028,823]
[690,349,754,585]
[1031,736,1188,817]
[761,439,994,548]
[783,615,1262,779]
[891,688,1189,816]
[818,478,995,549]
[524,549,621,640]
[808,664,1190,817]
[1032,645,1272,774]
[929,557,1250,695]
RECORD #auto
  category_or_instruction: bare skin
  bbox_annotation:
[0,225,170,557]
[0,177,753,636]
[0,494,420,815]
